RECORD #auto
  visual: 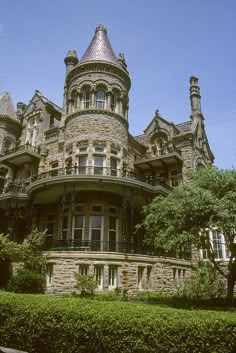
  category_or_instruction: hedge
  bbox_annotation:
[0,292,236,353]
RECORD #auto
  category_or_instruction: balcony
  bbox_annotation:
[0,183,28,202]
[44,239,191,260]
[134,146,183,169]
[31,166,172,192]
[0,143,41,165]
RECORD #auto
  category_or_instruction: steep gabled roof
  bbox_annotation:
[80,24,121,68]
[23,90,62,116]
[0,92,17,120]
[175,121,191,133]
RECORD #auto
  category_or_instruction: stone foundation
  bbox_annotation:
[45,251,192,296]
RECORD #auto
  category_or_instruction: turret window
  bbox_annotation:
[83,91,91,109]
[96,90,105,109]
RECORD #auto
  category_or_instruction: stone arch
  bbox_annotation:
[150,129,171,144]
[94,80,109,92]
[111,84,123,95]
[77,80,94,93]
[149,130,173,155]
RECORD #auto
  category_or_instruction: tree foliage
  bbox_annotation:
[7,268,45,294]
[178,260,225,299]
[74,273,97,296]
[20,228,47,273]
[141,167,236,300]
[0,234,22,262]
[0,229,46,291]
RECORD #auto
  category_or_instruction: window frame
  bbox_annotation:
[83,90,91,109]
[108,266,118,290]
[96,90,105,109]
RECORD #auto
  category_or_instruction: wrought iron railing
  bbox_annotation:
[135,146,182,162]
[44,239,191,260]
[2,142,40,156]
[0,183,26,194]
[33,166,172,190]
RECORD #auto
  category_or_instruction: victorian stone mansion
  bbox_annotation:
[0,24,214,295]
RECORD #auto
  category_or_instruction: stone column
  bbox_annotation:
[107,91,111,111]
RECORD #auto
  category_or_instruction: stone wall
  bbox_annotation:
[65,114,128,148]
[45,251,192,296]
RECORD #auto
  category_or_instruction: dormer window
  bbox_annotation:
[96,90,105,109]
[83,91,91,109]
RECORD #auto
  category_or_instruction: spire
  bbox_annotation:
[189,76,202,115]
[80,24,121,67]
[0,92,17,120]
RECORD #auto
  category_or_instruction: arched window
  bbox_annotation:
[83,91,91,109]
[96,90,105,109]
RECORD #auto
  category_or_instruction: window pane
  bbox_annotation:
[92,205,102,212]
[96,90,105,109]
[109,231,116,243]
[95,147,104,152]
[74,229,82,241]
[79,156,87,166]
[91,215,101,228]
[83,91,91,108]
[92,229,101,241]
[109,216,116,230]
[212,231,223,259]
[94,156,104,166]
[109,267,117,287]
[95,266,103,287]
[74,215,83,228]
[79,265,89,276]
[111,158,117,169]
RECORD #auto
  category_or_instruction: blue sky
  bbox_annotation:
[0,0,235,169]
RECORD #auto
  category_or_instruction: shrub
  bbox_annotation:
[179,260,225,299]
[7,269,45,294]
[0,259,12,289]
[0,293,236,353]
[74,273,97,296]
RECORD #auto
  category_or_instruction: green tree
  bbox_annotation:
[0,229,47,291]
[0,234,21,261]
[140,167,236,301]
[20,228,47,273]
[0,234,21,288]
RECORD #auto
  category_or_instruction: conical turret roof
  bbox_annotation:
[0,92,17,119]
[80,24,121,67]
